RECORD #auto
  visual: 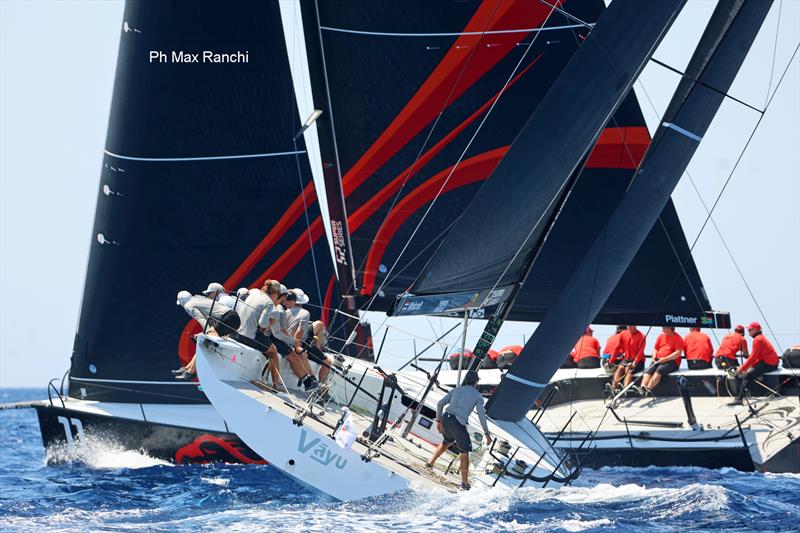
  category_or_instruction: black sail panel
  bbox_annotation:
[407,0,686,299]
[69,1,337,402]
[487,0,773,421]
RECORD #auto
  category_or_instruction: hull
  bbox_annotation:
[34,401,263,465]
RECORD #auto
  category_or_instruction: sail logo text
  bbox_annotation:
[148,50,250,64]
[297,429,348,469]
[331,220,348,266]
[665,314,698,325]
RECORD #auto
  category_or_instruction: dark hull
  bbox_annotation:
[565,445,754,472]
[34,404,265,465]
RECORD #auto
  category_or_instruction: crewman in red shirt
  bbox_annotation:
[611,325,647,392]
[602,325,627,372]
[639,326,683,396]
[570,327,601,369]
[684,327,714,370]
[729,322,780,405]
[715,325,748,370]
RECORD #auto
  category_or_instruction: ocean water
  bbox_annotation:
[1,389,798,532]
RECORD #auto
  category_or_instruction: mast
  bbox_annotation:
[487,0,774,422]
[300,0,373,359]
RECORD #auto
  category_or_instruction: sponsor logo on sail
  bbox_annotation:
[665,314,698,325]
[331,220,348,266]
[297,429,348,470]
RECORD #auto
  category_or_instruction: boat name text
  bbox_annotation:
[297,429,348,470]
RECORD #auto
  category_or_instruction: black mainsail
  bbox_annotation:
[487,0,774,421]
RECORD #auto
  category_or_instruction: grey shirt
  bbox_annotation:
[237,290,269,339]
[270,304,294,345]
[286,306,310,338]
[257,298,276,331]
[436,385,490,434]
[181,295,233,329]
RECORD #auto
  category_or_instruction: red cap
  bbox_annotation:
[747,322,761,330]
[735,324,744,330]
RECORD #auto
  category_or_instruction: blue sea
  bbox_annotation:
[1,388,798,532]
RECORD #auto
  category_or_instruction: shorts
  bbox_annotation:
[255,331,273,353]
[644,360,679,376]
[272,337,293,357]
[687,359,711,370]
[212,310,241,337]
[235,333,270,354]
[576,357,600,369]
[715,355,739,370]
[441,413,472,453]
[303,330,327,365]
[621,359,645,373]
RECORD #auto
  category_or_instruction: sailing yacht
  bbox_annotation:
[26,0,797,498]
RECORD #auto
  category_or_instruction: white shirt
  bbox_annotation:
[257,298,276,331]
[181,295,233,329]
[217,293,239,312]
[237,289,269,339]
[270,304,294,345]
[286,306,311,338]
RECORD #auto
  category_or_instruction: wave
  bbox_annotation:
[44,434,171,470]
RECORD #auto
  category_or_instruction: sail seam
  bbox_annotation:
[318,23,592,38]
[103,150,305,162]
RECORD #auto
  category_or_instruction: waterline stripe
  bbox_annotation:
[71,377,198,386]
[662,122,703,142]
[319,23,592,38]
[104,149,305,162]
[506,373,548,389]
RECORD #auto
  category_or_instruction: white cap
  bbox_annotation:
[202,282,225,295]
[290,288,309,305]
[176,290,192,306]
[279,284,288,295]
[236,287,249,299]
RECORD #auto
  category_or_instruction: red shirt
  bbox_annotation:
[684,330,714,363]
[603,333,625,364]
[716,333,747,359]
[571,335,600,362]
[654,332,684,366]
[740,334,779,372]
[620,329,646,365]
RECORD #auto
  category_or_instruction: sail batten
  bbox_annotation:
[487,0,774,422]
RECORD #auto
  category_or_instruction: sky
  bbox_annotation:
[1,1,798,387]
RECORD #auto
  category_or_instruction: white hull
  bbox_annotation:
[195,335,574,501]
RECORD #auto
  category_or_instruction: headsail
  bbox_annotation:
[487,0,774,421]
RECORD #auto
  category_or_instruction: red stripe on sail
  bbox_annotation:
[362,147,509,295]
[585,126,651,169]
[341,0,556,197]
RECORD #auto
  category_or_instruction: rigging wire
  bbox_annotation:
[362,1,562,314]
[652,41,800,355]
[765,0,784,107]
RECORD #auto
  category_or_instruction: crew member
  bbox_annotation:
[639,326,683,395]
[570,327,601,369]
[602,326,627,371]
[236,281,281,387]
[426,370,492,491]
[202,282,239,311]
[684,327,714,370]
[611,325,646,391]
[264,284,318,391]
[286,288,332,384]
[729,322,779,405]
[174,290,239,380]
[715,325,748,370]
